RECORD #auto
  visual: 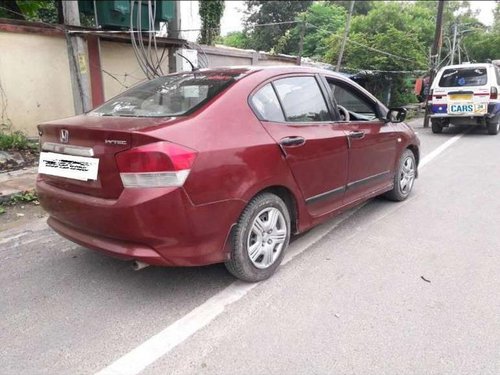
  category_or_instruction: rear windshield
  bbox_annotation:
[438,67,488,87]
[92,72,240,117]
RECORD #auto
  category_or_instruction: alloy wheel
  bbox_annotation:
[247,207,287,269]
[399,156,415,194]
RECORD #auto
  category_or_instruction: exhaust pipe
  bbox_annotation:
[132,260,150,271]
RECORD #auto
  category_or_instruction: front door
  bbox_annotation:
[252,76,349,217]
[325,78,398,204]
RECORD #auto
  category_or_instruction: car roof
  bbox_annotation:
[439,63,494,70]
[194,65,343,78]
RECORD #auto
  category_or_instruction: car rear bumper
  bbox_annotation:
[37,178,245,266]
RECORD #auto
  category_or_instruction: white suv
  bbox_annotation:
[429,63,500,135]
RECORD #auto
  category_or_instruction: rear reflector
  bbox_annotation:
[491,86,498,100]
[116,142,197,188]
[427,89,433,102]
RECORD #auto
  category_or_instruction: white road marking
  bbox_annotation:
[95,131,465,375]
[95,206,364,375]
[419,132,465,168]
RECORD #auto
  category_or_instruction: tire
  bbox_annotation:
[225,193,291,282]
[431,120,443,134]
[384,149,416,202]
[487,116,499,135]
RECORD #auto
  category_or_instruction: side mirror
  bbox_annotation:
[386,107,407,123]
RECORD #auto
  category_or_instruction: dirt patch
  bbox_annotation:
[0,148,39,173]
[0,202,47,232]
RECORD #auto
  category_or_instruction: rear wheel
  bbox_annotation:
[225,193,291,282]
[431,120,443,134]
[487,116,499,135]
[384,149,416,202]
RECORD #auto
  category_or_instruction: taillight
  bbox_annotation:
[427,89,433,101]
[115,142,197,188]
[491,86,498,100]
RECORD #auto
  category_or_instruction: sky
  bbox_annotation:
[219,0,498,36]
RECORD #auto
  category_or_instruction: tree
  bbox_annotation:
[0,0,59,23]
[276,2,346,58]
[221,31,250,49]
[243,0,312,53]
[328,0,373,16]
[199,0,225,45]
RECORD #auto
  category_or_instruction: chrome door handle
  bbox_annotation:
[279,136,306,147]
[348,131,365,139]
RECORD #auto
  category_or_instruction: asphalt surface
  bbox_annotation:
[1,120,499,375]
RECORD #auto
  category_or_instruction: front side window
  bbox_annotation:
[328,81,377,121]
[273,77,331,122]
[92,72,240,117]
[250,84,285,122]
[438,68,488,87]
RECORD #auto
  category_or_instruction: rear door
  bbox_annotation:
[251,75,349,217]
[323,77,398,204]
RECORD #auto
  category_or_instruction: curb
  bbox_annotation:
[0,167,38,204]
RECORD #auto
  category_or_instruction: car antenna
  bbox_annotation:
[177,52,199,72]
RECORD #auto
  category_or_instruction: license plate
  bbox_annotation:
[448,103,487,115]
[449,94,472,101]
[38,152,99,181]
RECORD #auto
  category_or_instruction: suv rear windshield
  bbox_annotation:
[92,72,240,117]
[438,67,488,87]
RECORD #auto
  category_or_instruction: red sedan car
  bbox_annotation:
[37,66,420,282]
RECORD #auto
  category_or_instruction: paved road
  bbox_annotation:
[1,121,499,375]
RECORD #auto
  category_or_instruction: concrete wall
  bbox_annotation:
[0,31,74,135]
[99,41,162,100]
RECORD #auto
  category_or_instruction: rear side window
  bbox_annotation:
[92,72,240,117]
[251,84,285,122]
[438,68,488,87]
[273,77,331,122]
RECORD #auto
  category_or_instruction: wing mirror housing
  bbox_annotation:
[385,107,407,123]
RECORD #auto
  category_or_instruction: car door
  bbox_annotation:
[324,77,399,204]
[251,75,348,217]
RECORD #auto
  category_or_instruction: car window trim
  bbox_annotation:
[323,76,384,121]
[271,75,333,124]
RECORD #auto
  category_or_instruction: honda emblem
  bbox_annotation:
[60,129,69,144]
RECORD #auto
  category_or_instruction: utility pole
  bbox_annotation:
[62,0,92,114]
[297,19,306,65]
[423,0,445,128]
[336,0,355,72]
[169,1,181,73]
[450,23,457,65]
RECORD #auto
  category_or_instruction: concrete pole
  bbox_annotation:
[450,23,457,65]
[336,0,355,72]
[423,0,445,128]
[62,0,92,114]
[168,1,181,73]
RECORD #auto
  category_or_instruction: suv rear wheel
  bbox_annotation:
[225,193,291,282]
[487,116,499,135]
[431,119,443,134]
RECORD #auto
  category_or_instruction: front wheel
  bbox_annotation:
[225,193,291,282]
[384,149,416,202]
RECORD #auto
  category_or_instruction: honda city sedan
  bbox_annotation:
[36,66,420,282]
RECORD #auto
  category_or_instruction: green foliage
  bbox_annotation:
[221,31,250,49]
[0,125,33,151]
[199,0,225,45]
[327,0,373,16]
[282,2,346,59]
[463,31,500,62]
[325,1,434,71]
[243,0,312,53]
[11,190,38,203]
[0,0,58,23]
[0,206,5,215]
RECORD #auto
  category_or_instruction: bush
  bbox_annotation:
[0,125,35,151]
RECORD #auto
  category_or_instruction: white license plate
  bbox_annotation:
[38,152,99,181]
[448,103,487,115]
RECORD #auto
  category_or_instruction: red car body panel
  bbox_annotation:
[36,66,420,267]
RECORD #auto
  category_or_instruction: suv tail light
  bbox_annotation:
[115,142,197,188]
[427,89,433,102]
[491,86,498,100]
